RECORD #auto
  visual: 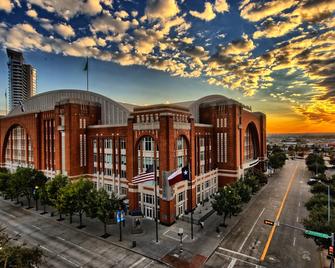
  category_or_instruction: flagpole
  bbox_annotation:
[154,154,159,243]
[86,57,89,91]
[189,161,194,240]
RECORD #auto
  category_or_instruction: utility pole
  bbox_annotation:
[154,156,159,243]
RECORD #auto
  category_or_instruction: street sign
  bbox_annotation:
[264,219,275,226]
[305,230,330,239]
[117,210,125,223]
[329,246,334,257]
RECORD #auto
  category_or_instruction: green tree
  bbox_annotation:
[268,152,287,171]
[0,173,11,198]
[212,186,242,227]
[58,183,77,224]
[305,153,326,174]
[234,181,252,203]
[95,189,119,237]
[73,178,94,228]
[46,174,68,220]
[305,194,335,211]
[0,227,44,267]
[15,167,36,208]
[243,175,260,193]
[38,185,49,214]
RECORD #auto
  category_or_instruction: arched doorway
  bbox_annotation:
[4,125,34,170]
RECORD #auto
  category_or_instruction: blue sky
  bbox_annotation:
[0,0,334,133]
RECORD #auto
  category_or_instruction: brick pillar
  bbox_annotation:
[159,114,176,225]
[127,117,140,213]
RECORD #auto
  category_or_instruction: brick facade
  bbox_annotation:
[0,90,266,225]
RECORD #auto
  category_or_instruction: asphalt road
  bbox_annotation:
[205,159,321,268]
[0,199,167,268]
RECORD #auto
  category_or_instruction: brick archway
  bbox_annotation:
[2,123,35,168]
[243,121,260,162]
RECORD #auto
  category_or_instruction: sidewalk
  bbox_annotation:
[2,178,273,268]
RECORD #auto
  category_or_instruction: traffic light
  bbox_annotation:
[328,246,334,257]
[264,219,275,226]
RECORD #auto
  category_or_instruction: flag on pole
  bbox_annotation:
[19,100,25,112]
[132,165,155,184]
[83,57,88,71]
[167,165,189,186]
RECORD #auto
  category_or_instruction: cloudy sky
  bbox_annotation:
[0,0,334,133]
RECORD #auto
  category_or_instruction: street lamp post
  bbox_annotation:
[177,228,183,254]
[34,186,39,211]
[318,180,330,223]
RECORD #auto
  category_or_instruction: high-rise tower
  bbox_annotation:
[7,48,37,112]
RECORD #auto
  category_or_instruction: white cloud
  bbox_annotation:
[26,9,38,17]
[27,0,103,20]
[55,23,75,39]
[0,0,12,12]
[190,2,216,21]
[115,10,129,19]
[214,0,229,13]
[91,15,131,34]
[145,0,179,20]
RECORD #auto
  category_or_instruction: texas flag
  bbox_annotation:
[168,165,189,186]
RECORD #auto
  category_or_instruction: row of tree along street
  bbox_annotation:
[212,146,287,228]
[0,167,122,236]
[304,153,335,248]
[0,167,125,267]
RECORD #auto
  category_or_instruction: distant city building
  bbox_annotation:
[7,48,37,112]
[0,90,266,225]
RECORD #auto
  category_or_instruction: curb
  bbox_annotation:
[0,197,172,268]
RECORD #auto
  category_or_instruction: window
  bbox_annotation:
[120,138,126,149]
[93,153,97,163]
[105,154,112,165]
[105,184,113,192]
[144,137,152,151]
[178,192,185,203]
[121,187,128,195]
[104,168,112,176]
[104,139,112,149]
[121,155,126,165]
[121,170,126,178]
[144,194,154,204]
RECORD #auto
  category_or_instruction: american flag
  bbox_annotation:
[132,165,155,184]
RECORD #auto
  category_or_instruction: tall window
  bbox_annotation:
[137,136,159,175]
[176,136,187,168]
[5,125,34,168]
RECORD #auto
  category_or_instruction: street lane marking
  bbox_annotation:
[163,229,188,241]
[293,237,296,247]
[239,208,265,252]
[143,260,154,268]
[296,216,299,223]
[31,224,41,230]
[40,245,53,253]
[129,257,146,268]
[214,252,265,267]
[260,164,298,262]
[298,202,301,207]
[226,207,265,268]
[59,255,81,267]
[218,247,258,261]
[0,210,16,218]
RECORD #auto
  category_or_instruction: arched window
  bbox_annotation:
[5,125,34,168]
[244,123,259,162]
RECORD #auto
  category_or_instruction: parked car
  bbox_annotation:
[307,178,318,185]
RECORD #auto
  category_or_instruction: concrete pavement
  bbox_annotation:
[205,159,321,268]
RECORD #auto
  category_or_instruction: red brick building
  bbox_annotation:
[0,90,266,225]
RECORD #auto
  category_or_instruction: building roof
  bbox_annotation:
[6,89,262,124]
[7,89,132,125]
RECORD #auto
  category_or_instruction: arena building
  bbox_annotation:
[0,89,266,225]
